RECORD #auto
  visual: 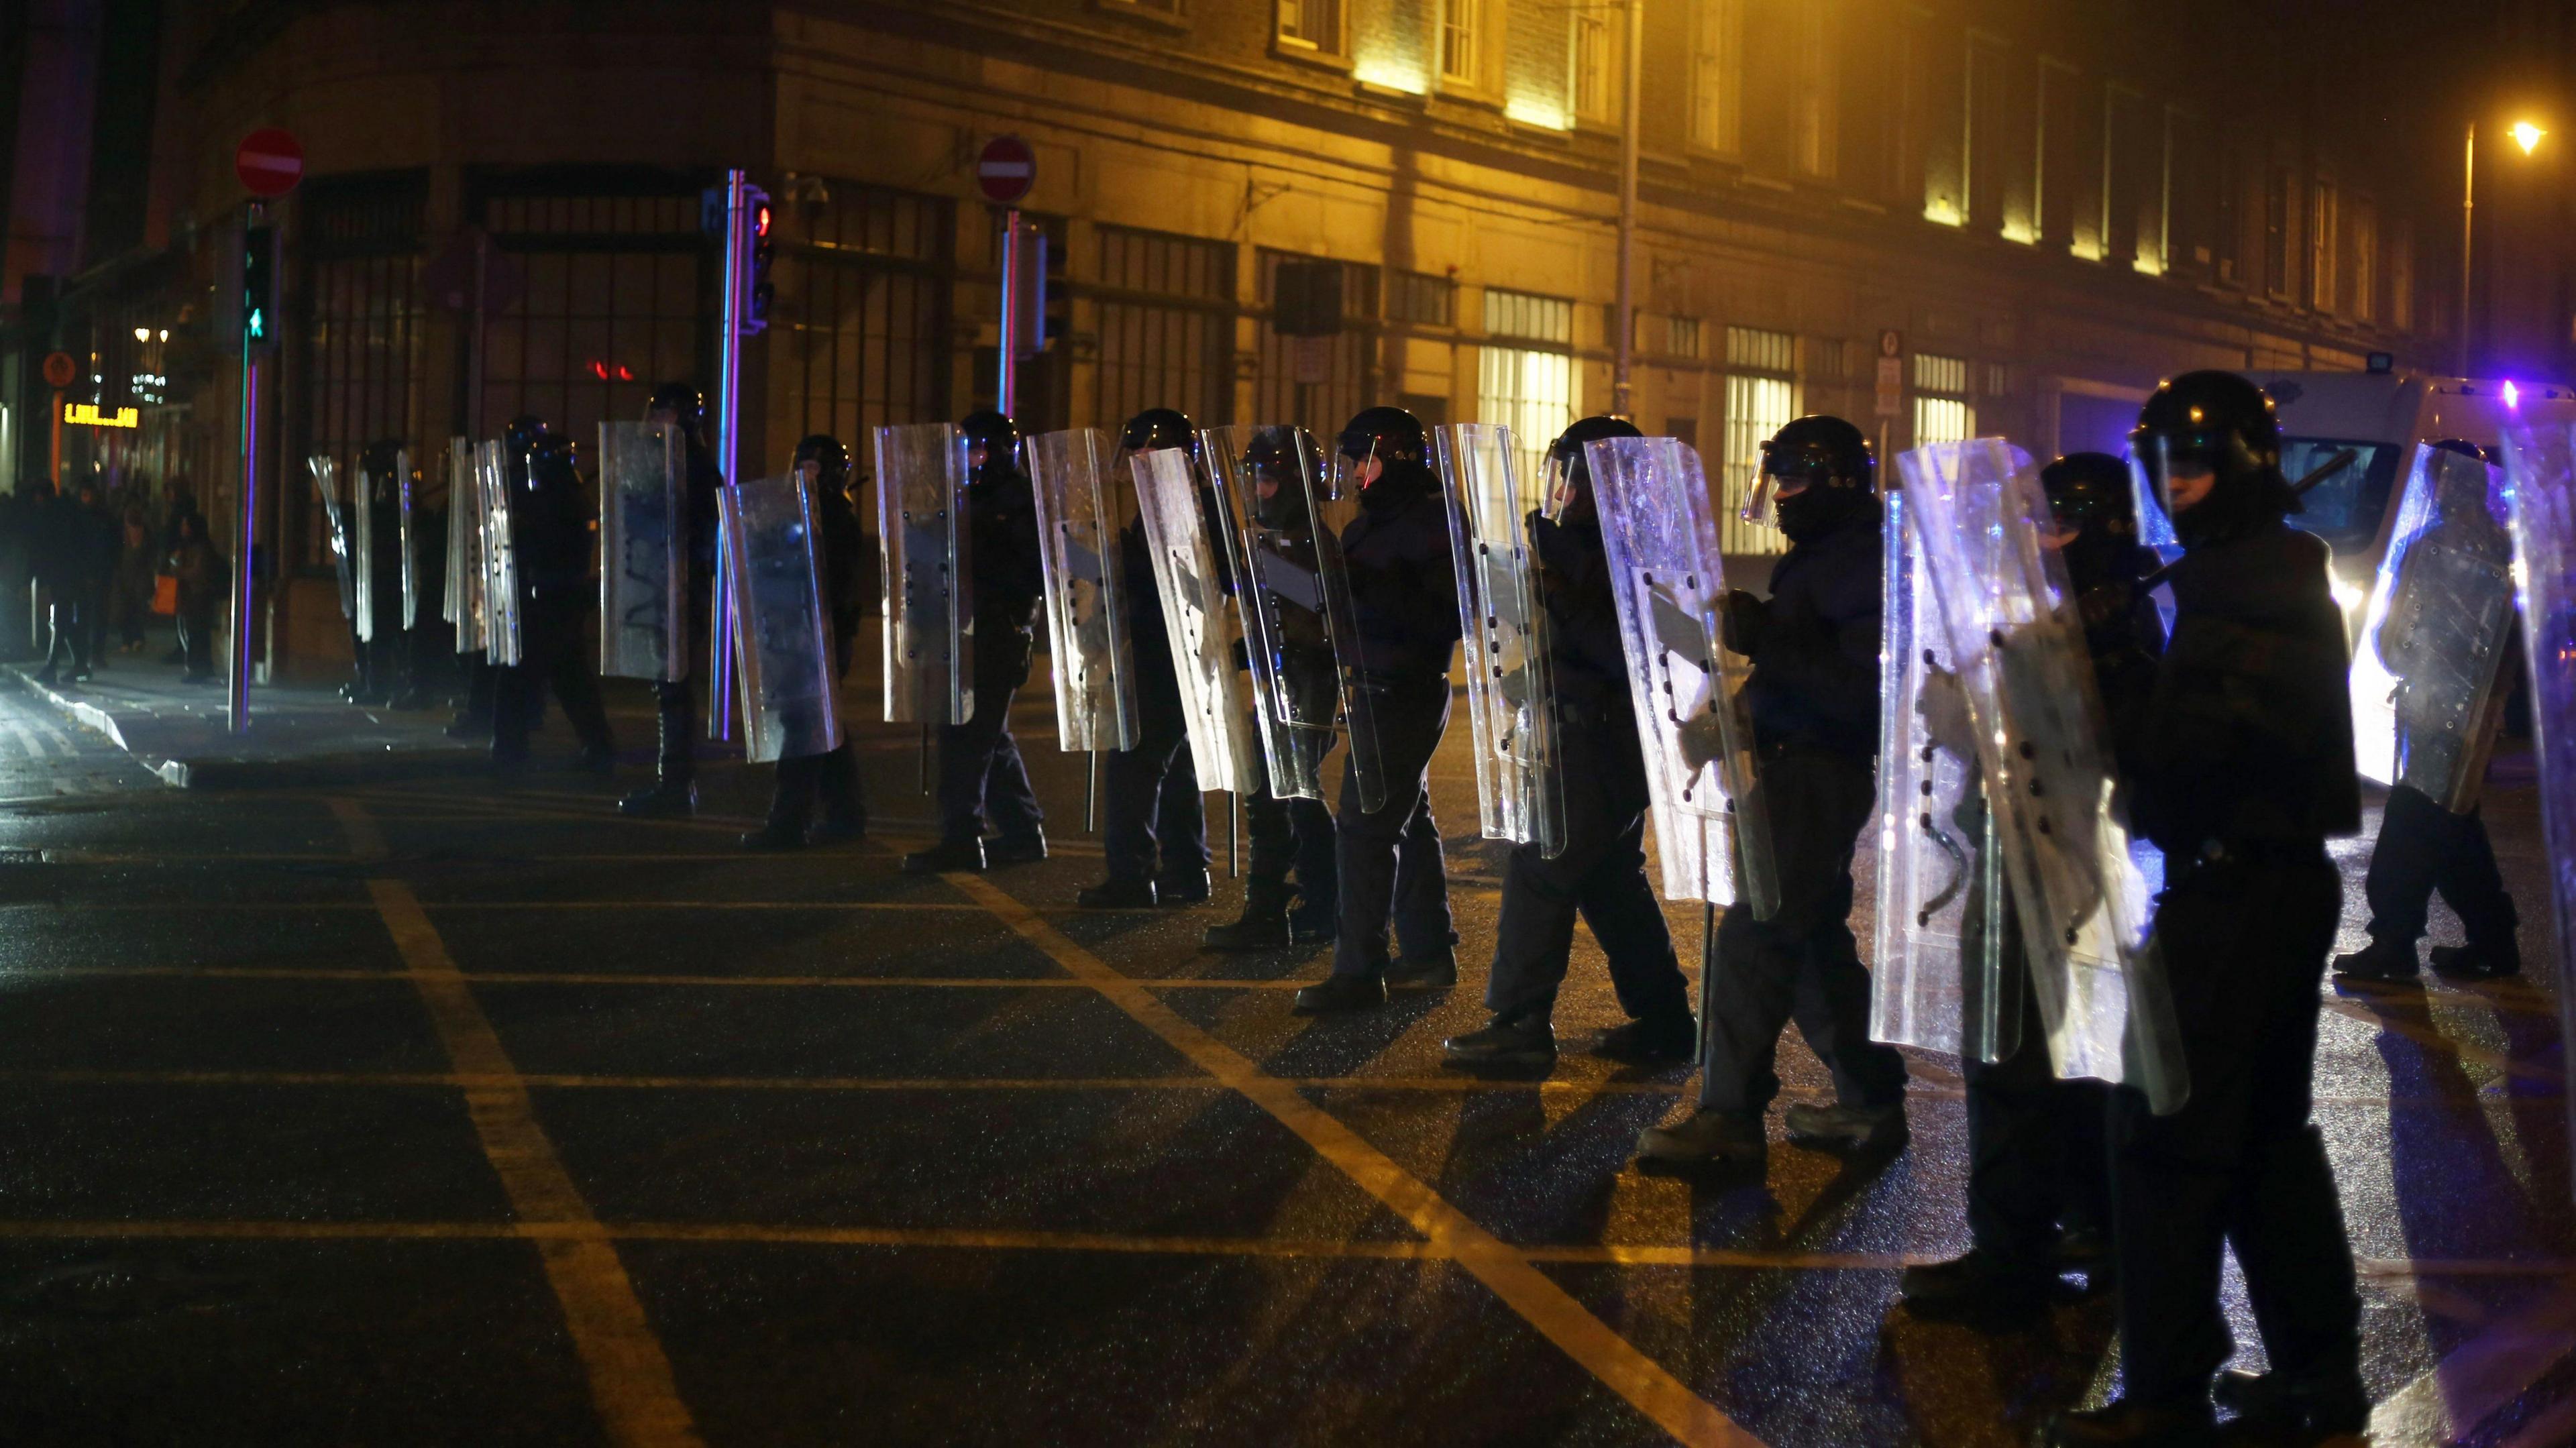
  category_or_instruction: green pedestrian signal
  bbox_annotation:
[243,224,278,346]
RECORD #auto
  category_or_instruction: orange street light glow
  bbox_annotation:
[2513,121,2546,154]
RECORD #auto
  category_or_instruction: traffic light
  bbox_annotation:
[242,223,279,347]
[746,198,774,335]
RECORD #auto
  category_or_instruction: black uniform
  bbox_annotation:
[1481,507,1692,1028]
[757,453,869,840]
[1695,497,1910,1119]
[492,438,613,768]
[646,435,723,789]
[1099,518,1210,882]
[935,452,1046,850]
[1326,457,1459,981]
[2344,495,2520,979]
[2047,372,2367,1447]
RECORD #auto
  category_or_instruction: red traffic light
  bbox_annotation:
[754,203,771,239]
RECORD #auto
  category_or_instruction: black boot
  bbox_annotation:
[2039,1398,2214,1447]
[1383,948,1457,991]
[1897,1246,2055,1325]
[2211,1368,2369,1440]
[1203,877,1293,950]
[619,781,697,818]
[1593,1012,1697,1064]
[2430,940,2522,981]
[903,837,987,875]
[2332,936,2420,985]
[1076,876,1157,909]
[1442,1013,1558,1069]
[983,829,1047,867]
[739,821,807,852]
[1290,972,1386,1015]
[1155,867,1212,905]
[1635,1108,1766,1166]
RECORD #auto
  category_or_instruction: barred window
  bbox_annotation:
[1254,252,1379,437]
[1485,288,1574,345]
[773,182,953,455]
[1721,325,1798,555]
[1913,352,1973,446]
[300,173,427,568]
[1094,224,1236,431]
[1388,270,1455,327]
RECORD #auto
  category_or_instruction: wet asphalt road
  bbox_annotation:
[0,675,2564,1448]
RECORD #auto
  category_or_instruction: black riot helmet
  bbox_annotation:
[1543,414,1644,524]
[527,431,581,488]
[2128,370,2290,543]
[794,434,851,494]
[2039,451,2144,595]
[1750,414,1874,541]
[360,439,409,500]
[1333,405,1429,500]
[1120,408,1199,463]
[958,408,1022,485]
[503,414,549,457]
[1244,424,1322,527]
[645,383,705,443]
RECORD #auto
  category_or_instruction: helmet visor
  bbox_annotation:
[1326,433,1375,502]
[1743,439,1838,528]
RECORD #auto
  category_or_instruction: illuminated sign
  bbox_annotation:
[63,403,140,429]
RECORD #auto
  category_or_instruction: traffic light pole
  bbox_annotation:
[228,201,266,735]
[998,208,1022,419]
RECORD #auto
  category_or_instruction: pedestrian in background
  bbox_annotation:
[170,511,225,684]
[111,506,155,653]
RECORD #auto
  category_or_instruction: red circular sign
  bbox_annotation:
[976,135,1035,205]
[40,352,76,390]
[235,128,305,197]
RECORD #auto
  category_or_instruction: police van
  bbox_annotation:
[2247,363,2576,620]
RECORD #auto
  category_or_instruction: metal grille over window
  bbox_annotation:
[1256,252,1377,438]
[1479,288,1574,498]
[477,182,706,451]
[303,177,427,570]
[1913,352,1974,447]
[1388,270,1455,328]
[774,182,953,451]
[1095,224,1236,433]
[1721,325,1796,555]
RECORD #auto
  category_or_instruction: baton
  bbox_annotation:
[2134,447,2357,595]
[1085,750,1099,833]
[1229,792,1240,879]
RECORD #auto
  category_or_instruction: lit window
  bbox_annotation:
[1913,352,1973,447]
[1278,0,1341,52]
[1481,288,1576,496]
[1440,0,1479,82]
[1722,325,1798,555]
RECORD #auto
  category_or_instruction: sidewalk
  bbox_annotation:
[3,654,479,788]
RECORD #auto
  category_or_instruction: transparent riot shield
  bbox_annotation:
[476,440,522,667]
[1028,428,1140,752]
[873,423,972,724]
[444,439,488,653]
[308,456,355,622]
[597,421,688,681]
[720,473,842,765]
[1202,425,1385,812]
[1584,436,1779,916]
[352,461,382,643]
[1433,423,1566,857]
[397,451,418,632]
[1870,486,2015,1062]
[2348,443,2516,812]
[1898,439,2186,1113]
[2498,423,2576,1199]
[1134,447,1262,794]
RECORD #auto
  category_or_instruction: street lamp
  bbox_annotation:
[2463,117,2548,376]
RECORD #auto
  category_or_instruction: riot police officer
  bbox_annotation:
[902,409,1048,873]
[449,413,549,740]
[620,384,724,817]
[1900,451,2163,1325]
[1204,427,1338,949]
[2043,372,2367,1447]
[743,435,870,849]
[1291,406,1459,1013]
[2334,440,2522,985]
[1075,408,1212,907]
[493,431,614,774]
[350,440,409,706]
[1442,416,1695,1068]
[1636,414,1910,1162]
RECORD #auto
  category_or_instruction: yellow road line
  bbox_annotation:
[0,1215,2554,1283]
[327,798,702,1448]
[941,871,1758,1448]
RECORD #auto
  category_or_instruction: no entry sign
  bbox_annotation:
[976,135,1035,206]
[234,129,305,197]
